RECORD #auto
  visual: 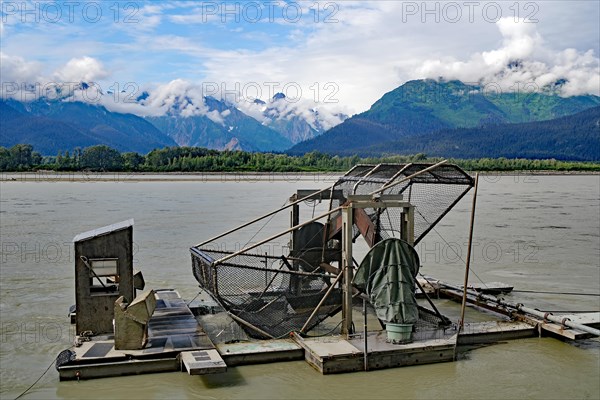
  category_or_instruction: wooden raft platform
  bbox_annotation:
[58,289,226,380]
[217,339,304,366]
[292,331,458,374]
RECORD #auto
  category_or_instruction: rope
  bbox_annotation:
[512,289,600,297]
[301,320,343,338]
[186,290,202,306]
[14,346,73,400]
[537,310,600,313]
[415,208,488,287]
[243,199,288,248]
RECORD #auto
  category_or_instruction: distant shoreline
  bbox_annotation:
[2,170,598,182]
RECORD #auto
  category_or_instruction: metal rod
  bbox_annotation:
[363,298,368,371]
[379,163,414,193]
[213,206,343,266]
[415,279,449,324]
[195,186,337,247]
[352,163,382,194]
[341,205,354,336]
[440,281,600,337]
[255,259,286,302]
[300,270,344,333]
[215,261,334,278]
[80,256,107,288]
[413,184,473,246]
[368,160,448,195]
[226,311,275,339]
[516,305,600,337]
[459,173,479,329]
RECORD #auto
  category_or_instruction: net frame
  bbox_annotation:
[190,162,473,338]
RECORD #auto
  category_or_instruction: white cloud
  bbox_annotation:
[416,18,600,96]
[54,56,109,83]
[0,52,44,84]
[1,1,598,116]
[235,94,346,132]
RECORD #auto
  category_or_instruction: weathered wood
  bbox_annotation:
[353,208,377,247]
[293,332,457,374]
[457,321,536,345]
[218,339,304,366]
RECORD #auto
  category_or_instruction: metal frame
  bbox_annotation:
[190,162,474,338]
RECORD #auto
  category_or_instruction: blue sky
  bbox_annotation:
[1,1,599,116]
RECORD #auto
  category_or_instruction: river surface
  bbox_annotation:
[1,173,599,399]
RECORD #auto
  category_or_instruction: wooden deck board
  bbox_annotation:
[293,331,457,374]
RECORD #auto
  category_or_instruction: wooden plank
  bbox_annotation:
[353,208,377,247]
[180,349,227,375]
[59,358,179,380]
[458,321,536,345]
[294,332,458,374]
[217,339,304,366]
[540,323,591,340]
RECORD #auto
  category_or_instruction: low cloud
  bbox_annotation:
[0,52,44,86]
[416,18,600,96]
[54,56,109,83]
[94,79,227,124]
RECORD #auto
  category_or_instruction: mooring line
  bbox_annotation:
[511,289,600,297]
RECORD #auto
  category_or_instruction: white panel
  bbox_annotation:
[91,259,118,277]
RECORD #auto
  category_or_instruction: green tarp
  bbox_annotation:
[353,239,420,324]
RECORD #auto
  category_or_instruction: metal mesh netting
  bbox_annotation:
[332,163,473,244]
[191,163,473,339]
[191,248,341,339]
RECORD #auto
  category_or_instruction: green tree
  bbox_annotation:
[9,144,34,170]
[80,145,124,171]
[0,147,10,171]
[122,152,145,171]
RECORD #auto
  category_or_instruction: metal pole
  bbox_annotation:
[226,311,275,339]
[415,279,450,324]
[195,186,336,247]
[213,206,342,266]
[440,281,600,337]
[363,298,368,371]
[368,160,448,196]
[300,270,344,333]
[459,173,479,329]
[516,304,600,337]
[341,204,354,336]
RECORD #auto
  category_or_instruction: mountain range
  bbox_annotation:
[0,99,176,154]
[0,92,338,155]
[360,106,600,161]
[146,96,293,152]
[1,79,599,160]
[289,79,600,156]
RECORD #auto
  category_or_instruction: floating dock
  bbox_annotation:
[59,289,600,380]
[56,164,599,381]
[58,289,226,380]
[294,331,457,374]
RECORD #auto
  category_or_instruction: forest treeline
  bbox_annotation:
[1,144,599,173]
